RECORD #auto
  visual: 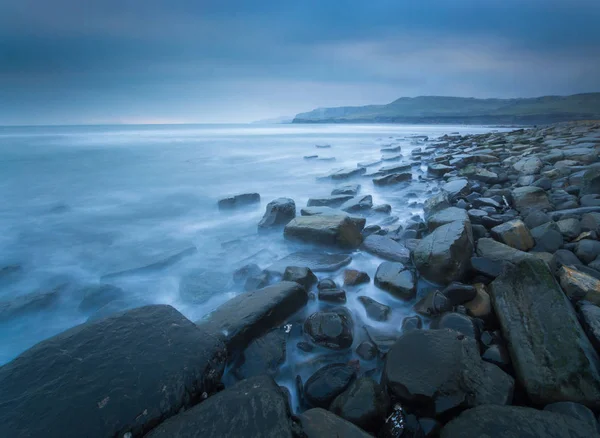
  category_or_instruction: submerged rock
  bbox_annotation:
[218,193,260,209]
[307,195,354,208]
[101,246,197,279]
[343,269,370,286]
[332,184,361,196]
[258,197,296,229]
[179,270,230,304]
[373,172,412,186]
[284,215,364,248]
[266,252,352,276]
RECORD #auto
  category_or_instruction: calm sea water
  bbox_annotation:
[0,123,503,376]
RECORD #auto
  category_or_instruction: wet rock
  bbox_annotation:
[490,219,534,251]
[267,252,352,276]
[332,184,361,196]
[428,163,454,177]
[544,401,599,433]
[300,408,372,438]
[524,210,552,229]
[199,281,308,351]
[0,305,227,438]
[304,363,357,408]
[297,341,314,352]
[307,195,354,208]
[576,239,600,264]
[559,266,600,304]
[362,224,382,238]
[374,262,416,299]
[578,301,600,353]
[373,172,412,186]
[557,217,582,240]
[430,312,480,340]
[304,309,353,350]
[581,168,600,196]
[513,156,543,175]
[470,256,503,278]
[318,288,347,303]
[102,246,197,279]
[362,235,410,263]
[77,283,124,312]
[489,258,600,408]
[284,215,363,248]
[472,197,502,209]
[344,269,370,286]
[358,296,391,322]
[442,178,470,200]
[427,207,469,231]
[476,238,533,263]
[414,219,474,285]
[0,286,62,322]
[467,209,488,225]
[382,329,514,418]
[356,341,378,360]
[233,263,262,284]
[258,197,296,229]
[330,377,390,432]
[218,192,260,209]
[414,290,452,317]
[512,186,552,214]
[440,405,597,438]
[442,282,477,306]
[282,266,317,290]
[363,325,401,354]
[147,375,297,438]
[244,271,270,291]
[340,195,373,212]
[531,221,563,253]
[233,328,286,380]
[317,278,338,290]
[300,206,367,229]
[464,283,493,320]
[402,315,423,332]
[581,212,600,233]
[180,270,230,303]
[325,167,367,180]
[550,249,583,272]
[373,203,392,214]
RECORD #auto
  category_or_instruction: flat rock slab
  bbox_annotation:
[284,215,364,248]
[361,235,410,263]
[198,281,308,351]
[300,408,372,438]
[147,376,297,438]
[218,193,261,209]
[383,329,514,418]
[512,186,552,214]
[427,207,469,231]
[266,252,352,275]
[307,195,354,208]
[476,238,533,263]
[102,246,197,279]
[0,305,227,438]
[440,405,598,438]
[489,259,600,408]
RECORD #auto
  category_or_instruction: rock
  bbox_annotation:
[233,263,261,284]
[374,262,416,299]
[414,290,452,317]
[430,312,480,340]
[559,266,600,304]
[300,408,372,438]
[442,282,477,306]
[557,218,582,240]
[524,210,552,229]
[512,186,552,214]
[440,405,598,438]
[317,278,338,290]
[304,363,357,408]
[582,212,600,233]
[373,172,412,186]
[578,301,600,353]
[490,219,534,251]
[419,418,442,438]
[332,184,361,196]
[356,340,378,360]
[146,376,297,438]
[307,195,354,208]
[467,209,488,225]
[379,405,411,438]
[258,197,296,229]
[325,167,367,180]
[358,296,391,322]
[300,206,367,229]
[544,402,599,432]
[304,310,353,350]
[428,163,454,177]
[0,305,227,438]
[330,377,390,432]
[282,266,317,290]
[401,315,423,332]
[344,269,370,286]
[581,168,600,196]
[233,328,286,379]
[341,195,373,212]
[442,179,470,200]
[550,249,583,272]
[531,221,563,253]
[576,239,600,264]
[88,300,136,322]
[382,329,514,418]
[581,194,600,207]
[217,193,260,209]
[427,207,469,231]
[464,283,492,320]
[414,219,474,285]
[180,270,230,304]
[0,286,62,322]
[318,288,347,303]
[489,258,600,408]
[284,215,363,248]
[102,246,197,280]
[199,281,308,350]
[424,192,450,219]
[373,203,392,214]
[267,252,352,276]
[361,235,410,263]
[476,238,533,263]
[244,271,270,291]
[470,256,503,278]
[482,344,511,370]
[77,284,124,312]
[513,156,543,175]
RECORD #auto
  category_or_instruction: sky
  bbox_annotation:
[1,0,600,125]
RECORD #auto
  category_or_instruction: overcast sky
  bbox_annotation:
[1,0,599,125]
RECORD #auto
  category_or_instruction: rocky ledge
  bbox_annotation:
[2,122,600,437]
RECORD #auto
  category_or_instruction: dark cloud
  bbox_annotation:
[1,0,599,124]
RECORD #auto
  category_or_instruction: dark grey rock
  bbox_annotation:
[582,212,600,233]
[430,312,480,340]
[233,328,286,380]
[427,207,469,231]
[244,271,270,291]
[318,288,347,303]
[304,363,357,408]
[359,296,391,322]
[341,195,373,212]
[470,256,503,278]
[531,221,563,252]
[258,197,296,229]
[332,184,361,196]
[356,341,378,360]
[198,281,308,351]
[401,315,423,332]
[218,193,260,209]
[550,249,583,272]
[0,305,227,438]
[442,179,470,200]
[325,167,367,180]
[524,210,552,229]
[0,285,63,322]
[489,258,600,408]
[476,238,533,263]
[382,329,514,418]
[307,195,354,208]
[544,401,599,433]
[304,309,353,350]
[414,290,452,317]
[362,235,410,263]
[284,215,363,248]
[482,344,511,371]
[373,203,392,214]
[233,263,262,284]
[373,172,412,186]
[267,252,352,276]
[102,246,197,280]
[557,217,582,240]
[419,418,441,438]
[300,408,372,438]
[440,405,597,438]
[282,266,317,290]
[576,239,600,264]
[330,377,390,432]
[578,301,600,353]
[424,192,451,219]
[344,269,370,286]
[146,376,297,438]
[581,167,600,196]
[512,186,552,214]
[317,278,337,290]
[362,224,381,238]
[442,282,477,306]
[374,262,416,299]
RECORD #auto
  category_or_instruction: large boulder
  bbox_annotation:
[330,377,390,432]
[440,405,598,438]
[146,376,298,438]
[258,197,296,229]
[374,262,417,300]
[284,215,363,248]
[304,363,357,408]
[361,235,410,263]
[198,281,308,351]
[300,408,372,438]
[490,219,534,251]
[424,192,450,219]
[382,329,514,418]
[218,193,260,209]
[512,186,552,214]
[414,219,474,285]
[489,259,600,408]
[0,305,227,438]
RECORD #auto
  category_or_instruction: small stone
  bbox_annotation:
[344,269,370,286]
[358,296,391,322]
[282,266,317,290]
[464,283,492,320]
[401,315,423,332]
[430,312,480,340]
[318,288,347,303]
[356,341,378,361]
[304,364,357,409]
[442,282,477,306]
[414,290,452,317]
[304,310,353,350]
[317,278,337,290]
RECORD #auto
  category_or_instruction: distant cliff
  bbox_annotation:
[292,93,600,125]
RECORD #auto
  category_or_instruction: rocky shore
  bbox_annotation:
[2,122,600,437]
